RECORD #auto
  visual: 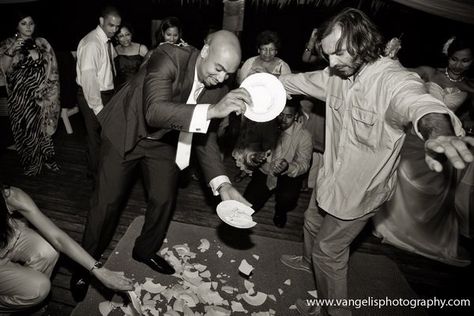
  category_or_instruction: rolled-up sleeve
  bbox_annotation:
[386,71,464,139]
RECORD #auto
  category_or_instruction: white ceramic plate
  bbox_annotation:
[127,291,144,315]
[240,73,286,122]
[216,200,257,229]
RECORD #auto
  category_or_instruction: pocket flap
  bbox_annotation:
[351,107,376,126]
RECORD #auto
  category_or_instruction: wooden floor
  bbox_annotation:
[1,114,473,316]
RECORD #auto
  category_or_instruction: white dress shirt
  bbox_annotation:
[185,68,231,196]
[76,26,115,115]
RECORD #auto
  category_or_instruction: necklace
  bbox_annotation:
[445,68,464,83]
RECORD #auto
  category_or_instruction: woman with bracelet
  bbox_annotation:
[0,183,133,314]
[0,11,60,176]
[302,28,318,64]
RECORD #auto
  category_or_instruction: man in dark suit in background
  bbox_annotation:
[71,30,251,301]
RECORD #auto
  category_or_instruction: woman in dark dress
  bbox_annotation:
[0,12,60,176]
[114,23,148,88]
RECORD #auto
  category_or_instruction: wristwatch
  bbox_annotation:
[89,261,103,273]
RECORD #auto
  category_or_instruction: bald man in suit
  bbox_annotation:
[71,30,251,301]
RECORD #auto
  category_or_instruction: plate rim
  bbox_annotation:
[216,200,257,229]
[240,73,286,122]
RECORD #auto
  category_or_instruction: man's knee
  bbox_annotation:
[313,238,348,272]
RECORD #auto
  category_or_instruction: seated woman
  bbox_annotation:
[114,23,148,88]
[0,184,133,314]
[373,35,474,266]
[233,30,292,182]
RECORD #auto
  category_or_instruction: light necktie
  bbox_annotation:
[107,40,116,77]
[175,84,204,170]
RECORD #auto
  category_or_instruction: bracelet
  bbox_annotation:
[89,261,103,273]
[4,51,14,57]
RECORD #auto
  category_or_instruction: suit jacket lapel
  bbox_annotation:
[180,51,199,103]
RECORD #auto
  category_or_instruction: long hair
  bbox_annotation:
[155,16,183,45]
[316,8,384,64]
[0,183,13,249]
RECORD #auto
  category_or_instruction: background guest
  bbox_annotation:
[373,35,474,266]
[155,16,188,47]
[301,28,319,64]
[237,30,291,83]
[297,98,325,192]
[0,12,60,176]
[233,30,292,182]
[76,5,121,181]
[0,184,132,314]
[240,101,312,228]
[114,23,148,88]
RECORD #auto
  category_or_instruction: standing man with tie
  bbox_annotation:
[76,5,121,180]
[70,30,251,301]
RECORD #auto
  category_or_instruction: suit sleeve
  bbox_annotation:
[143,49,196,131]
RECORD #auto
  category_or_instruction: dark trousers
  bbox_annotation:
[82,137,179,259]
[76,89,114,176]
[243,169,303,216]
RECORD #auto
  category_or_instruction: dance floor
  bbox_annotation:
[72,216,425,316]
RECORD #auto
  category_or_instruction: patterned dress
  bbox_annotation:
[0,37,60,176]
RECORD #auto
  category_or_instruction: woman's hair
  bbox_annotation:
[117,23,134,37]
[0,183,13,249]
[115,23,134,45]
[256,30,281,50]
[444,36,473,57]
[13,10,35,35]
[155,16,182,45]
[316,8,384,64]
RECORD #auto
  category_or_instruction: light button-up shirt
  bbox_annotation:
[280,57,463,219]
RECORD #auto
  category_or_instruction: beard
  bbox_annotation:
[330,58,364,79]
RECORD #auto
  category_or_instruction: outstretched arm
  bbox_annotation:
[4,186,133,292]
[418,113,474,172]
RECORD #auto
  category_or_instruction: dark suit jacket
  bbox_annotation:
[97,44,228,182]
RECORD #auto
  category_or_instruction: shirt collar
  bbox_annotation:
[194,66,204,88]
[95,25,109,43]
[282,123,296,136]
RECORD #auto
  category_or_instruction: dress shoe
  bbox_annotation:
[132,252,175,275]
[273,213,287,228]
[70,272,90,302]
[295,298,321,315]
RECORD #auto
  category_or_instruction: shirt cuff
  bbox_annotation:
[209,175,231,196]
[189,104,211,133]
[413,109,465,140]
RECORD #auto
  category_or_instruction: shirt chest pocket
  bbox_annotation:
[351,107,378,148]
